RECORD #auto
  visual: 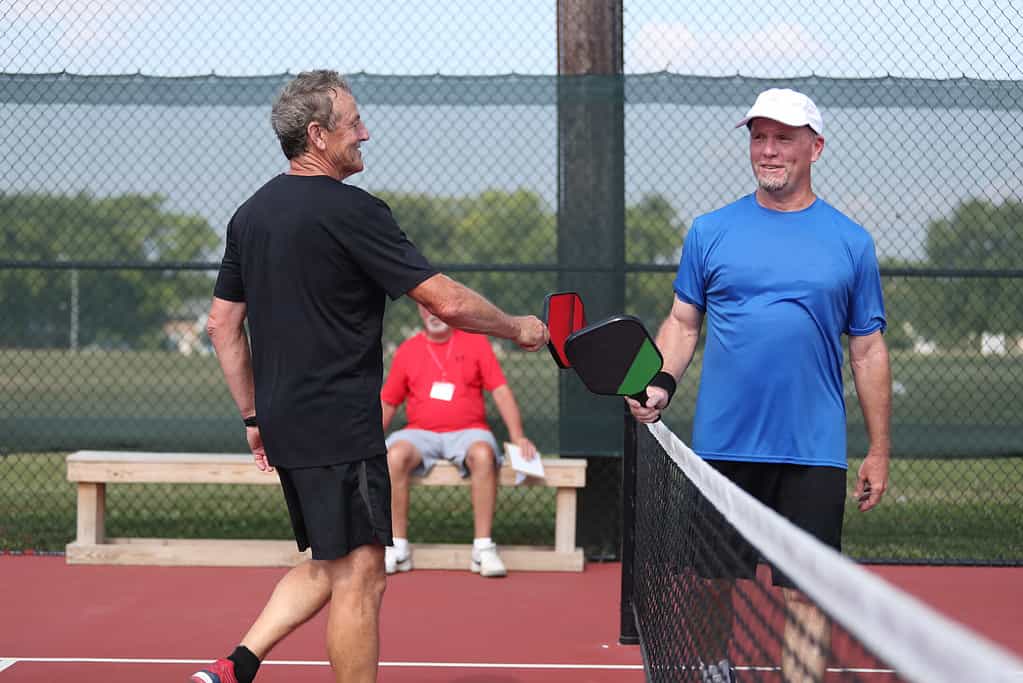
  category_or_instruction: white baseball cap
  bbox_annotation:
[735,88,823,135]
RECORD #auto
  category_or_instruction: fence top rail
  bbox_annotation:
[3,72,1022,110]
[5,260,1023,279]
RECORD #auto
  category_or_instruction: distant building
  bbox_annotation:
[163,315,210,356]
[981,332,1007,356]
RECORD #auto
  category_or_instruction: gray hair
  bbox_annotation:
[271,70,352,159]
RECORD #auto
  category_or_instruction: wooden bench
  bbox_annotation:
[66,451,587,571]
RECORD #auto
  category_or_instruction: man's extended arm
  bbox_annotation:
[409,274,547,351]
[849,330,892,512]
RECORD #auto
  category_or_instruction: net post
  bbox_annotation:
[619,406,640,645]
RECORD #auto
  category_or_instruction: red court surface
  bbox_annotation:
[0,556,1020,682]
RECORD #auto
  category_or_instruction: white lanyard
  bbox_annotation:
[424,337,454,379]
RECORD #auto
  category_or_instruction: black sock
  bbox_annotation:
[227,645,260,683]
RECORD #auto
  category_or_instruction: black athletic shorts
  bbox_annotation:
[694,460,846,588]
[277,454,393,561]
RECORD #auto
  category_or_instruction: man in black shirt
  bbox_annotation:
[191,70,547,683]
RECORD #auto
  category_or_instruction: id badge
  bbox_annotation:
[429,381,455,401]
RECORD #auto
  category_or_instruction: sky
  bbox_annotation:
[3,0,1021,79]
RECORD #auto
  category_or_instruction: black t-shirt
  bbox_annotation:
[214,174,436,468]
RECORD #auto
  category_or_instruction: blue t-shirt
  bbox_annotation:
[673,193,886,469]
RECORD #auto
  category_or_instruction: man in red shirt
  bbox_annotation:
[381,303,537,577]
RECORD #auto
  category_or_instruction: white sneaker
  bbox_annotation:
[470,543,507,577]
[699,659,734,683]
[384,545,412,574]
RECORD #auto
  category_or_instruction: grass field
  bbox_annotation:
[1,348,1022,562]
[841,457,1023,562]
[2,451,1020,562]
[2,348,1021,455]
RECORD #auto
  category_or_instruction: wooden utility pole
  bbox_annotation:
[557,0,626,558]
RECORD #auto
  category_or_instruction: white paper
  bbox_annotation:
[504,442,545,485]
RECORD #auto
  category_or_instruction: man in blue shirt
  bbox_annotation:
[629,88,892,683]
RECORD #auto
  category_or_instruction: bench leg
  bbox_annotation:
[76,482,106,545]
[554,488,577,554]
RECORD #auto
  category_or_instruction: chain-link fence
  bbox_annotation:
[1,1,1020,563]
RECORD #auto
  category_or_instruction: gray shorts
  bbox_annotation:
[385,428,501,477]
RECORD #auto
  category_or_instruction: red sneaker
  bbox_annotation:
[189,658,239,683]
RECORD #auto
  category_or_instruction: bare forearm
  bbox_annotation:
[629,298,703,421]
[381,401,398,431]
[657,314,700,380]
[409,274,547,351]
[211,325,256,418]
[851,341,892,455]
[410,275,518,339]
[491,385,525,440]
[430,280,518,338]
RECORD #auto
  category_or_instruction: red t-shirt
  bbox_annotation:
[381,330,507,432]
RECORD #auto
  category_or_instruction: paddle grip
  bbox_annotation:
[629,372,676,408]
[628,389,649,404]
[628,389,661,423]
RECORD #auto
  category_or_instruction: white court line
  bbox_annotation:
[0,656,642,670]
[4,657,1021,677]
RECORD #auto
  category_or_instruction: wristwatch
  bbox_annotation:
[243,415,258,428]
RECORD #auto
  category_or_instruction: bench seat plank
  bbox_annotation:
[67,451,586,488]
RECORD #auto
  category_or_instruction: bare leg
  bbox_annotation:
[386,440,422,539]
[782,588,830,683]
[325,544,387,683]
[240,559,333,659]
[465,441,498,538]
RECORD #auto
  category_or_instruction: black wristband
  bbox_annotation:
[243,415,258,428]
[648,371,677,407]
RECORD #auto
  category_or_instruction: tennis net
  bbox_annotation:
[620,419,1023,683]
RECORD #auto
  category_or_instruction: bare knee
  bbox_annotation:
[387,441,421,484]
[783,589,828,629]
[465,442,497,477]
[296,558,333,588]
[325,546,386,603]
[358,566,386,607]
[783,587,814,607]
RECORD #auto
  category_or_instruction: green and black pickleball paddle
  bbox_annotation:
[563,314,663,401]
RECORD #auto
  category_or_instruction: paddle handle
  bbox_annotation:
[628,389,649,405]
[628,389,661,423]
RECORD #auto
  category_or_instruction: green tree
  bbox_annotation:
[375,191,466,264]
[915,199,1023,346]
[446,189,558,330]
[876,256,931,351]
[379,189,558,342]
[626,194,687,330]
[0,192,220,349]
